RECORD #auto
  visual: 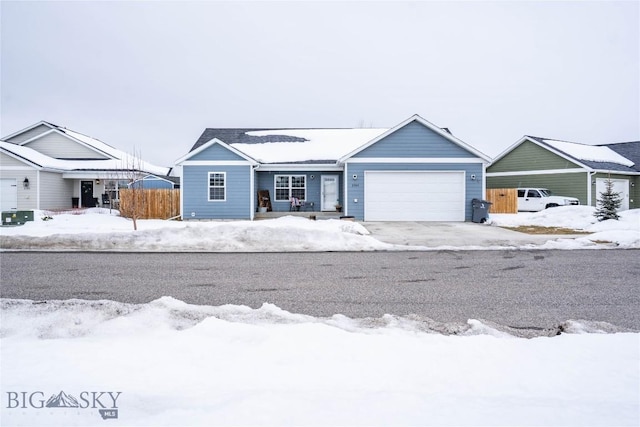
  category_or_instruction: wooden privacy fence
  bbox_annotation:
[119,189,180,220]
[485,188,518,214]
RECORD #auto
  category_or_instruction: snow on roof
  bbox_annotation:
[59,128,123,159]
[59,128,169,175]
[543,139,635,167]
[0,141,69,169]
[233,128,389,163]
[0,140,169,175]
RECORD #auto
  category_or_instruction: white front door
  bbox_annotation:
[596,178,629,211]
[321,175,339,211]
[0,179,18,211]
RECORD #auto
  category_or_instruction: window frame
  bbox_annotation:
[274,175,306,202]
[208,172,226,202]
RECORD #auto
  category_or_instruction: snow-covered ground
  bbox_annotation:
[1,207,638,426]
[1,206,638,251]
[1,297,638,426]
[490,206,640,249]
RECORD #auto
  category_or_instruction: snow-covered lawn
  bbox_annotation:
[1,297,638,426]
[490,206,640,249]
[1,207,638,425]
[1,206,638,251]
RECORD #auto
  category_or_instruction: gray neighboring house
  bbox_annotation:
[0,121,171,212]
[487,136,639,210]
[176,114,491,221]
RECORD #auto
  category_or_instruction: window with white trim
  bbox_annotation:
[208,172,226,201]
[275,175,306,201]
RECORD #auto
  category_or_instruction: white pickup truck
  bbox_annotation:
[517,188,580,212]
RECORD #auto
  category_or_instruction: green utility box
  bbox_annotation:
[2,210,34,226]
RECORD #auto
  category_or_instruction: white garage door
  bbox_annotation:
[365,171,465,221]
[1,178,18,212]
[596,178,629,211]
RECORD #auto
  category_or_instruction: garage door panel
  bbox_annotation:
[365,171,465,221]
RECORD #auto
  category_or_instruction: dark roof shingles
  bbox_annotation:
[526,136,639,173]
[191,128,307,152]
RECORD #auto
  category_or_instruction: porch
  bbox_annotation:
[254,210,347,220]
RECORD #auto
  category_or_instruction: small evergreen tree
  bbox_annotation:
[594,178,622,221]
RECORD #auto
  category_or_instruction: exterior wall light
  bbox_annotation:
[23,178,30,189]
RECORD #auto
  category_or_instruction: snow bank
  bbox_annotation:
[491,206,640,248]
[0,209,394,252]
[1,297,638,426]
[2,206,638,251]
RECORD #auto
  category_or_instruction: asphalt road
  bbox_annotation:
[1,250,639,332]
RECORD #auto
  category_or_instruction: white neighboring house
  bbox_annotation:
[0,121,171,212]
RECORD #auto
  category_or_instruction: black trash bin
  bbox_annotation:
[471,198,492,223]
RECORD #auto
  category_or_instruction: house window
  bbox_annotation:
[208,172,226,201]
[105,179,129,203]
[275,175,306,201]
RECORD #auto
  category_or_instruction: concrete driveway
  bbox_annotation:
[363,221,585,248]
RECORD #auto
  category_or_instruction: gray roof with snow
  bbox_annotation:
[527,136,640,173]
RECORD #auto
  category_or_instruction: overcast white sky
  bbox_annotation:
[1,1,638,167]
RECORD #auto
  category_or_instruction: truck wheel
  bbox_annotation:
[545,203,559,209]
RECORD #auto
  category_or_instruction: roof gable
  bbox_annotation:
[489,137,586,172]
[2,122,170,176]
[339,114,490,162]
[1,121,57,143]
[20,128,119,160]
[186,115,489,165]
[491,136,639,174]
[176,138,257,164]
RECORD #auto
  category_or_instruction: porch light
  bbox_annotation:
[96,179,101,185]
[23,177,30,189]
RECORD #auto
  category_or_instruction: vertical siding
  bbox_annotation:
[255,170,342,212]
[487,172,588,205]
[39,172,75,209]
[189,143,247,161]
[354,121,473,158]
[345,163,483,221]
[183,165,252,219]
[23,132,109,159]
[488,140,582,173]
[5,124,52,144]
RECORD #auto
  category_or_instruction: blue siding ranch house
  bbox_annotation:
[176,115,491,222]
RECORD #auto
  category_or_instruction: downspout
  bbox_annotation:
[178,165,184,220]
[251,164,260,220]
[587,170,596,206]
[36,170,41,210]
[482,162,487,201]
[342,161,348,217]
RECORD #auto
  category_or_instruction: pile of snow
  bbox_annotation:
[1,206,638,251]
[490,206,640,249]
[1,297,637,426]
[0,208,393,252]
